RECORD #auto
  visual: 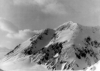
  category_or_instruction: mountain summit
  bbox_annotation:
[0,21,100,71]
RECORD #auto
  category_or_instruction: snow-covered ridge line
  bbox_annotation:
[0,21,100,71]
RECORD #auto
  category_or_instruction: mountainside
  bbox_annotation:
[0,47,10,59]
[0,21,100,71]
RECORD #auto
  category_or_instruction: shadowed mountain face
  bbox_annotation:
[0,21,100,71]
[0,69,3,71]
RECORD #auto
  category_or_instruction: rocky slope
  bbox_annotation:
[0,21,100,71]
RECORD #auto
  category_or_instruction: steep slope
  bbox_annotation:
[0,21,100,71]
[0,47,10,59]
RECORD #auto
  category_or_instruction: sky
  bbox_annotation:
[0,0,100,49]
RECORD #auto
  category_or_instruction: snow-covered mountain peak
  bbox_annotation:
[55,21,77,31]
[54,21,78,43]
[0,21,100,71]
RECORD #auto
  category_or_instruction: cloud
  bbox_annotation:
[13,0,34,5]
[13,0,47,6]
[0,18,42,49]
[0,18,41,40]
[42,1,67,14]
[13,0,67,15]
[0,18,18,33]
[33,0,47,6]
[0,44,4,47]
[6,29,41,39]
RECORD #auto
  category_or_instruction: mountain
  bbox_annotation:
[0,47,10,59]
[0,21,100,71]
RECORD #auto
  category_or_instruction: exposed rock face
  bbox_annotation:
[0,21,100,71]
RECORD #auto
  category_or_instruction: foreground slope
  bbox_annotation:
[0,21,100,71]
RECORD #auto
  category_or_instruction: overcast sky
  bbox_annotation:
[0,0,100,49]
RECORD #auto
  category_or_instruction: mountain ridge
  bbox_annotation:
[0,21,100,71]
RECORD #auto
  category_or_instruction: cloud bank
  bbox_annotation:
[13,0,67,15]
[6,29,41,39]
[0,18,39,39]
[0,18,41,49]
